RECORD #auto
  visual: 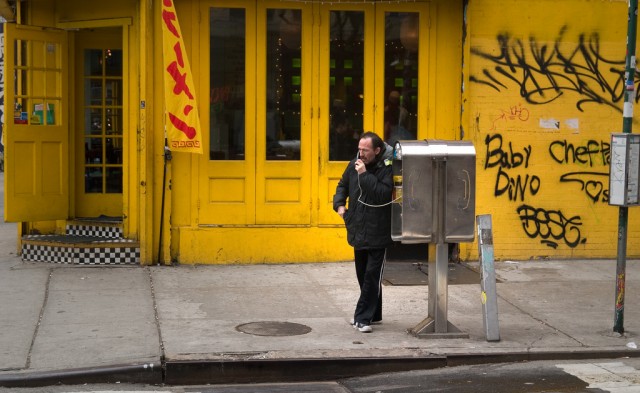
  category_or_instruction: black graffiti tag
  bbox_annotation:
[470,27,634,112]
[495,167,541,201]
[559,172,610,203]
[485,134,539,201]
[484,133,531,170]
[517,204,587,248]
[549,139,610,167]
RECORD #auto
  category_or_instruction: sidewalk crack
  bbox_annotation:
[147,267,166,373]
[26,268,53,369]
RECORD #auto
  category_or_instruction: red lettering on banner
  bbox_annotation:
[162,9,180,39]
[168,112,196,139]
[167,62,193,99]
[173,42,185,67]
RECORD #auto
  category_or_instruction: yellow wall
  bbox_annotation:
[466,0,640,260]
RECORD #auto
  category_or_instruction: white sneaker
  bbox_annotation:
[355,322,372,333]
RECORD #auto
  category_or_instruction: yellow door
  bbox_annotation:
[4,24,69,222]
[318,4,375,225]
[197,1,427,228]
[318,3,429,224]
[74,29,124,218]
[255,2,312,224]
[198,1,257,225]
[198,1,312,226]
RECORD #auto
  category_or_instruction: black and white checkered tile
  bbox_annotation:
[22,243,139,265]
[22,222,139,265]
[74,247,140,265]
[66,224,123,239]
[22,243,74,264]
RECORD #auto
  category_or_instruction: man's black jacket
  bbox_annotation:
[333,143,394,249]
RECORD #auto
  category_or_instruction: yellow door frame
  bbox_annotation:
[57,18,134,238]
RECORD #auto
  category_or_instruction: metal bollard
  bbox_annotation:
[477,214,500,342]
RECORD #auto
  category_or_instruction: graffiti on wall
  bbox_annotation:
[490,103,530,131]
[516,204,586,249]
[550,139,610,203]
[482,131,591,248]
[484,133,538,202]
[469,23,631,251]
[470,26,634,113]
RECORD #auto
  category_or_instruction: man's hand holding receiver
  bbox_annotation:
[354,159,366,174]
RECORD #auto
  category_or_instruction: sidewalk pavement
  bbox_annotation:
[2,212,640,386]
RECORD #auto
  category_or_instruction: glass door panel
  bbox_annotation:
[382,11,420,144]
[319,4,374,225]
[375,3,428,144]
[82,48,123,195]
[209,7,246,161]
[329,10,366,162]
[265,8,302,161]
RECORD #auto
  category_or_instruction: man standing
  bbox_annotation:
[333,132,394,333]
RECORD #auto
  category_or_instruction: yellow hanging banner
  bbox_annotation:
[161,0,203,153]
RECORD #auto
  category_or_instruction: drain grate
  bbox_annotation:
[236,321,312,337]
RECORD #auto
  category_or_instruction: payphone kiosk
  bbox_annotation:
[392,140,476,338]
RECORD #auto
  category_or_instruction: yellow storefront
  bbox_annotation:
[3,0,463,264]
[6,0,637,265]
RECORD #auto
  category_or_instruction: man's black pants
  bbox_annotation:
[353,248,386,325]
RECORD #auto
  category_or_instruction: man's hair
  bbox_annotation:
[360,131,384,152]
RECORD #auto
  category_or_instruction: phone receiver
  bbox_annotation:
[356,151,360,160]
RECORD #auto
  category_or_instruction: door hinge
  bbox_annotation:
[197,199,200,210]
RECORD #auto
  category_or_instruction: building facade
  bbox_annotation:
[3,0,639,264]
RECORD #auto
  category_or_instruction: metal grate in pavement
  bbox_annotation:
[236,321,312,337]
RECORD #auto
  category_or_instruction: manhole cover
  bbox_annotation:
[236,321,312,336]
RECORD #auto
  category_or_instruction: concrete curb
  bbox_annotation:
[0,362,163,388]
[163,349,640,384]
[3,350,640,387]
[164,356,447,385]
